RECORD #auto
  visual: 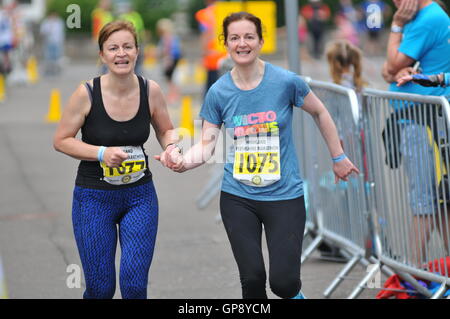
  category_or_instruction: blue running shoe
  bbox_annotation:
[292,291,307,299]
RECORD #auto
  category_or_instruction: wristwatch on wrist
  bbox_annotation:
[391,24,403,33]
[174,144,183,154]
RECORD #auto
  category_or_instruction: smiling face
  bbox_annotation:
[225,19,264,66]
[99,30,138,75]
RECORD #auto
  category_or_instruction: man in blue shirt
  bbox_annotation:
[382,0,450,264]
[382,0,450,96]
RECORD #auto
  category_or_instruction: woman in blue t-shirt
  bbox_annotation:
[158,12,359,299]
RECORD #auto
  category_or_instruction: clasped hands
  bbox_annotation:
[154,144,186,173]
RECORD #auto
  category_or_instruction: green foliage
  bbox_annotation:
[132,0,178,36]
[45,0,178,35]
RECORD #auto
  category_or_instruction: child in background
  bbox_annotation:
[326,39,366,92]
[322,40,369,263]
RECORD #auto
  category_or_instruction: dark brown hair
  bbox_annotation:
[98,20,138,51]
[221,11,263,44]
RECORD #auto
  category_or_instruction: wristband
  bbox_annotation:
[390,24,403,33]
[332,153,347,163]
[97,146,106,162]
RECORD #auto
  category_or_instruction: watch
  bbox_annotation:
[391,24,403,33]
[174,144,183,154]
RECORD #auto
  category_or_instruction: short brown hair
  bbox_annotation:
[221,12,263,45]
[98,20,138,51]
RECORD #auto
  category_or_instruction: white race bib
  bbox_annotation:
[100,146,147,185]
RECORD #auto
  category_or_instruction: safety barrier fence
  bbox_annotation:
[298,81,450,298]
[196,78,450,298]
[294,80,395,299]
[361,89,450,298]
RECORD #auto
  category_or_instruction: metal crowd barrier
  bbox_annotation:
[294,80,395,299]
[362,89,450,298]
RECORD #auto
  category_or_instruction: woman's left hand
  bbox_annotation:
[333,158,360,183]
[154,144,184,171]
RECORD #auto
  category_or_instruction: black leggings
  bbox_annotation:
[220,191,306,299]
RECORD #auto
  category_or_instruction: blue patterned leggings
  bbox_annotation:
[72,181,158,299]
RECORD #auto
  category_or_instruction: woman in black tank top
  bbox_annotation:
[53,21,183,299]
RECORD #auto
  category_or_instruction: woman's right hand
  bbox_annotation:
[102,147,129,167]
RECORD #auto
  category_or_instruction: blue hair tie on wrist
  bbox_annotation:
[97,146,106,162]
[332,153,347,163]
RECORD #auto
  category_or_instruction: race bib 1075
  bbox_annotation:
[232,110,281,187]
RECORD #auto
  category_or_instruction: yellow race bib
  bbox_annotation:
[100,146,147,185]
[233,134,281,187]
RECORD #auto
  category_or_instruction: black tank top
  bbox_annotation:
[75,75,152,189]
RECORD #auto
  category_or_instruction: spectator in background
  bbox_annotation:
[326,39,369,187]
[334,13,360,46]
[92,0,114,75]
[195,0,227,96]
[327,40,366,92]
[360,0,391,56]
[40,11,65,77]
[156,18,182,104]
[118,2,146,76]
[91,0,114,42]
[397,72,450,87]
[0,4,14,75]
[339,0,361,32]
[300,0,331,59]
[298,14,311,61]
[382,0,450,264]
[382,0,449,96]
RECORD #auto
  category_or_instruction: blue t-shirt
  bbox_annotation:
[199,62,311,201]
[389,2,450,96]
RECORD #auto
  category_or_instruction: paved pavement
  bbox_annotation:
[0,36,389,299]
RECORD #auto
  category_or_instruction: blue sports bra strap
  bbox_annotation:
[84,82,93,104]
